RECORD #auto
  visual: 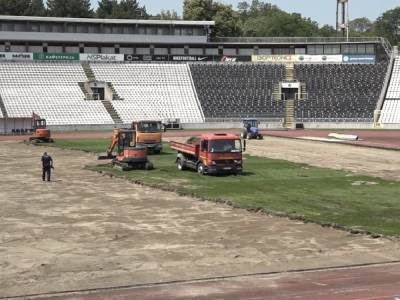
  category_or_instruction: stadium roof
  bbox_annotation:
[0,15,215,26]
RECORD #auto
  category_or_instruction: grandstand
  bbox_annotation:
[0,15,399,132]
[90,63,204,123]
[0,62,113,125]
[381,54,400,124]
[190,64,285,120]
[294,62,388,121]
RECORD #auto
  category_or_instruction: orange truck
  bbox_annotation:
[132,120,163,153]
[170,133,245,175]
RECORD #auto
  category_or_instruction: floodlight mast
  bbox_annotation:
[336,0,349,40]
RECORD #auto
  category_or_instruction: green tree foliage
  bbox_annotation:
[183,0,214,21]
[154,10,180,20]
[26,0,46,16]
[0,0,30,15]
[375,7,400,45]
[183,0,240,36]
[96,0,146,19]
[349,17,373,34]
[47,0,93,18]
[238,1,319,37]
[96,0,117,18]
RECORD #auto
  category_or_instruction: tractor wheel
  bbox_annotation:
[177,158,186,171]
[197,163,205,175]
[257,135,263,140]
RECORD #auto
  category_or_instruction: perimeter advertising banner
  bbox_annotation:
[0,52,33,61]
[252,55,295,63]
[296,55,343,63]
[80,53,124,62]
[252,55,344,63]
[33,53,79,61]
[342,55,376,64]
[124,54,252,62]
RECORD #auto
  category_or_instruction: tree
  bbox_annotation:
[0,0,30,15]
[47,0,93,18]
[213,4,241,37]
[183,0,215,21]
[319,24,336,37]
[157,10,180,20]
[26,0,46,16]
[96,0,118,18]
[375,7,400,45]
[97,0,146,19]
[349,17,373,35]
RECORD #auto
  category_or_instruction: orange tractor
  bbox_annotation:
[29,114,53,143]
[98,128,153,171]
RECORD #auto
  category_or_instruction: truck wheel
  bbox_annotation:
[197,163,205,175]
[177,158,186,171]
[145,161,154,170]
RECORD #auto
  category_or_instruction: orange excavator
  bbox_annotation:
[98,128,153,171]
[29,113,53,143]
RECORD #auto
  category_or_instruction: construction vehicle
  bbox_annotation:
[29,113,53,143]
[98,128,153,171]
[132,120,163,153]
[170,133,245,175]
[241,118,263,140]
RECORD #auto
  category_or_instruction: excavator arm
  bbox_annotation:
[98,128,119,160]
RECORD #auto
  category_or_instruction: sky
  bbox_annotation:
[90,0,399,26]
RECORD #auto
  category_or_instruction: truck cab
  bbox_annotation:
[132,120,163,153]
[171,133,244,175]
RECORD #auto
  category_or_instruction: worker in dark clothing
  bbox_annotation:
[41,152,54,182]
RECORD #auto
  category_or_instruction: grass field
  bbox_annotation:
[53,139,400,236]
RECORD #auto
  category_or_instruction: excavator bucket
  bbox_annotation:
[98,153,116,160]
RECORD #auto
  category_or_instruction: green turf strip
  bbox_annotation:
[53,139,400,237]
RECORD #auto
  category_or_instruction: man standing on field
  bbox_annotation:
[41,152,54,182]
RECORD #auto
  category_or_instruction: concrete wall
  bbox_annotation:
[302,122,375,129]
[0,118,32,134]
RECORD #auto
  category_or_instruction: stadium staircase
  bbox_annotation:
[285,63,294,80]
[272,84,281,101]
[284,64,295,128]
[284,100,295,128]
[78,82,93,100]
[107,82,123,100]
[101,100,123,124]
[0,94,8,118]
[82,63,96,81]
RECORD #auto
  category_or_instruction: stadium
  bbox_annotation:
[1,0,400,299]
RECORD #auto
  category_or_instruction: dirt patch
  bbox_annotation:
[245,137,400,181]
[1,141,400,298]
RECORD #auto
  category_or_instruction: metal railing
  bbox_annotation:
[210,36,383,44]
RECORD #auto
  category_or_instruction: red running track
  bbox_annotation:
[26,263,400,300]
[1,129,399,150]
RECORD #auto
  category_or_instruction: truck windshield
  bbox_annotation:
[138,122,162,133]
[209,139,242,153]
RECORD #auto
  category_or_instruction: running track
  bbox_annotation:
[18,263,400,300]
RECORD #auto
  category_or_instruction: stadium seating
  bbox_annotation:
[90,63,204,123]
[189,64,285,119]
[381,56,400,124]
[294,63,387,121]
[0,62,114,125]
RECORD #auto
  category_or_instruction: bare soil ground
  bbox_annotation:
[1,141,400,298]
[245,137,400,181]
